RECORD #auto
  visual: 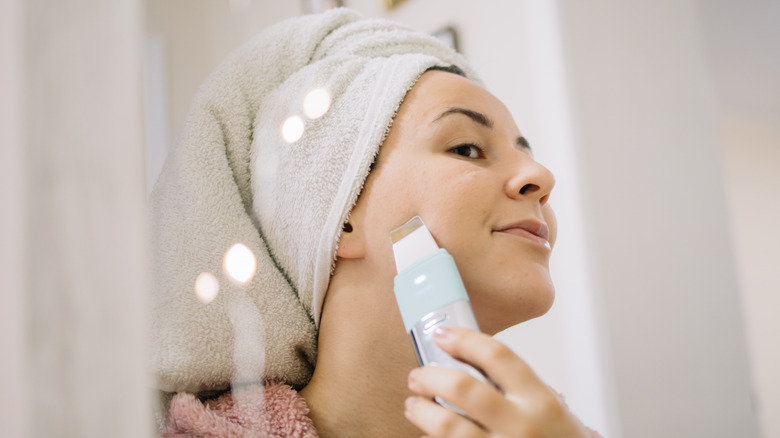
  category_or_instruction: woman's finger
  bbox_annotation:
[404,396,488,438]
[407,365,515,428]
[432,326,544,396]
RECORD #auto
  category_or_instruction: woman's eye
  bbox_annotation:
[448,144,483,159]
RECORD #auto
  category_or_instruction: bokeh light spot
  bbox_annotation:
[195,272,219,304]
[281,115,304,143]
[224,243,257,283]
[303,88,332,119]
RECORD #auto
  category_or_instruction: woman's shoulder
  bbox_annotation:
[163,382,318,437]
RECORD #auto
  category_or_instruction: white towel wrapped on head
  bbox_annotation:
[150,8,477,394]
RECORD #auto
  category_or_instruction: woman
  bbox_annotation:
[152,8,599,438]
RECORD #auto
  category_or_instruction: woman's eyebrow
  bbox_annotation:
[433,107,493,128]
[517,136,532,153]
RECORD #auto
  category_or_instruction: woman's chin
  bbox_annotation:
[473,286,555,335]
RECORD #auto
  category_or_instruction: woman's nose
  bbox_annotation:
[504,154,555,206]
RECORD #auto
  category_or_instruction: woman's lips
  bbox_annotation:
[495,220,550,249]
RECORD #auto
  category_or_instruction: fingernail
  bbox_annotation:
[405,396,417,411]
[408,368,420,386]
[434,326,452,340]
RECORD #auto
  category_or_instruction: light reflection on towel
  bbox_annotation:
[281,115,305,143]
[224,243,258,283]
[303,88,332,119]
[194,271,220,304]
[228,292,267,411]
[280,87,332,143]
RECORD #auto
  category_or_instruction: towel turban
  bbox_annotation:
[150,8,477,394]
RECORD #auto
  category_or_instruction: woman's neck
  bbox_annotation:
[299,267,422,438]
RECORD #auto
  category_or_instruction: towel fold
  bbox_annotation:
[150,8,476,395]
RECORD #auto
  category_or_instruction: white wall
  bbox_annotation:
[720,111,780,438]
[0,0,28,435]
[556,1,759,437]
[699,2,780,436]
[1,0,152,436]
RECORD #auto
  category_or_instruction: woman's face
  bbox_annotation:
[345,70,557,334]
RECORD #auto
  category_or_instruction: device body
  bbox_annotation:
[391,217,491,414]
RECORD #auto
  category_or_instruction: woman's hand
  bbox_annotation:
[404,326,594,438]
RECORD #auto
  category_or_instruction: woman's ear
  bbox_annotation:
[336,222,365,259]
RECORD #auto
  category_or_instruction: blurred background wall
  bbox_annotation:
[2,0,151,436]
[700,4,780,438]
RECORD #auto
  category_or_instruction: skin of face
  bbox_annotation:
[337,70,558,335]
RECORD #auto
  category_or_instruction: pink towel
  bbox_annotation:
[164,382,318,437]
